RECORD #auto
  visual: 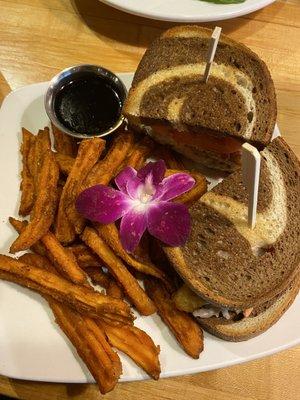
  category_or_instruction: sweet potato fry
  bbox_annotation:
[30,128,51,188]
[86,267,123,299]
[67,243,102,268]
[19,128,35,216]
[165,169,207,206]
[54,153,75,175]
[144,278,203,359]
[64,138,105,234]
[52,123,77,157]
[28,127,51,179]
[26,132,37,177]
[9,217,47,256]
[10,151,59,253]
[53,303,120,394]
[155,146,185,170]
[96,223,167,281]
[84,130,134,188]
[122,135,155,170]
[21,250,122,383]
[19,252,122,392]
[18,253,125,327]
[0,255,133,324]
[56,138,105,243]
[41,231,89,286]
[10,217,88,286]
[82,227,156,316]
[19,253,54,270]
[84,317,122,376]
[101,321,161,380]
[55,206,76,245]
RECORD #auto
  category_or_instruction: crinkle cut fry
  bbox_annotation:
[10,150,59,253]
[82,227,157,316]
[19,128,35,216]
[0,255,133,324]
[144,278,204,359]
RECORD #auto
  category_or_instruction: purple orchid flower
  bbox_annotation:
[76,160,195,253]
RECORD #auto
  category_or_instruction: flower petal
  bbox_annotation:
[115,167,137,195]
[137,160,166,185]
[76,185,132,224]
[127,176,143,199]
[154,173,195,201]
[120,209,147,253]
[147,202,191,247]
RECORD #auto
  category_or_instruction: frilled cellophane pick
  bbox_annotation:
[76,160,195,253]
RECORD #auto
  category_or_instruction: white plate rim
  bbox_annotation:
[98,0,276,23]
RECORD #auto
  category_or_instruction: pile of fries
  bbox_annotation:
[0,124,207,394]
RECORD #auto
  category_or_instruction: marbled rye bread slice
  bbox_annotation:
[165,138,300,310]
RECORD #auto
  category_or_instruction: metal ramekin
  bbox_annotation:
[44,64,127,139]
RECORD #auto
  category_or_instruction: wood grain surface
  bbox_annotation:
[0,0,299,399]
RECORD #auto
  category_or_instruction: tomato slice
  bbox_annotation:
[152,124,241,154]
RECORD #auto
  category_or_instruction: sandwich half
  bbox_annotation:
[124,25,277,172]
[164,137,300,341]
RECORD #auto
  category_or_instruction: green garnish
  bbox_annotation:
[200,0,245,3]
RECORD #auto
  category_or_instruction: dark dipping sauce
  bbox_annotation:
[54,75,122,135]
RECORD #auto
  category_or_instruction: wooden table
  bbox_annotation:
[0,0,299,399]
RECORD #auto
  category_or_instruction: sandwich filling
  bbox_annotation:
[192,304,253,320]
[149,123,242,155]
[173,284,253,320]
[143,122,242,172]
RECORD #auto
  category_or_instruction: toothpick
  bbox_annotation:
[242,143,261,229]
[203,27,222,83]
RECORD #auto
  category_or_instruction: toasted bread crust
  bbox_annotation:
[124,25,277,146]
[197,274,300,341]
[165,138,300,309]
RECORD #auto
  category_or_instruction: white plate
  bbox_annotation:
[0,73,299,384]
[99,0,275,22]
